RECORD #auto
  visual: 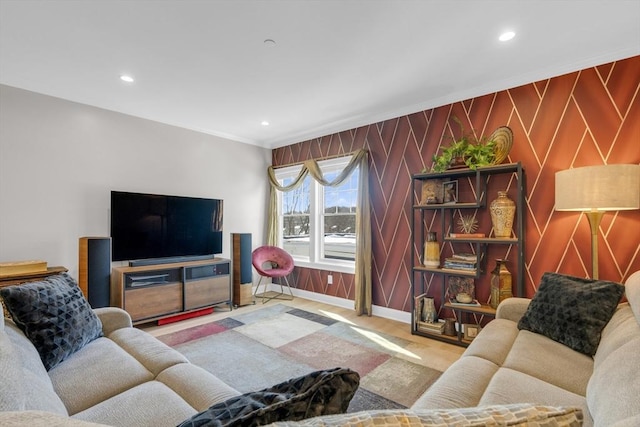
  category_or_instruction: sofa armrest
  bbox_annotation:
[495,297,531,322]
[94,307,132,335]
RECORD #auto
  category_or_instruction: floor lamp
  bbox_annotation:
[555,164,640,280]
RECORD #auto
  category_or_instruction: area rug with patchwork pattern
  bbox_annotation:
[156,304,443,412]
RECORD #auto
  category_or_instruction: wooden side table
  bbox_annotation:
[1,266,68,316]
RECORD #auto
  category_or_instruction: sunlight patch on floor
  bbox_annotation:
[351,326,421,360]
[319,309,356,325]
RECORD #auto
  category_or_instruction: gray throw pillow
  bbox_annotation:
[517,272,624,356]
[0,273,103,370]
[177,367,360,427]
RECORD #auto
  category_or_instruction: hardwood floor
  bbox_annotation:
[140,296,465,371]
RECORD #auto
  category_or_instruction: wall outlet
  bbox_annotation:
[327,274,333,285]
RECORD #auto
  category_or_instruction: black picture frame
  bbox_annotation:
[443,180,458,203]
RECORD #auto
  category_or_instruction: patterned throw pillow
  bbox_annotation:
[178,367,360,427]
[518,272,624,356]
[269,404,583,427]
[0,273,103,370]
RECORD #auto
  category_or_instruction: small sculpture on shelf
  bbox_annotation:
[446,277,475,302]
[420,179,443,204]
[450,214,484,238]
[458,214,478,233]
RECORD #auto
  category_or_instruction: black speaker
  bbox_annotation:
[79,237,111,308]
[232,233,253,306]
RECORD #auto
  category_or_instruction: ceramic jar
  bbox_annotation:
[490,259,513,309]
[423,232,440,268]
[490,191,516,238]
[421,297,437,323]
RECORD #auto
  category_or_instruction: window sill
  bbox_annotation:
[293,259,355,275]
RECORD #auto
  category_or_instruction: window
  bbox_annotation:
[276,156,357,273]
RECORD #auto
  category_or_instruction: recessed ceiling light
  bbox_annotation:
[120,75,134,83]
[264,39,276,47]
[499,31,516,42]
[261,120,270,126]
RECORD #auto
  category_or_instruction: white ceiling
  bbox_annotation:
[1,1,638,149]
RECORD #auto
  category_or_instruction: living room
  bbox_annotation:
[1,1,638,320]
[1,2,640,425]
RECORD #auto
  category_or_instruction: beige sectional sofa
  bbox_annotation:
[0,305,241,426]
[1,271,638,426]
[412,270,640,427]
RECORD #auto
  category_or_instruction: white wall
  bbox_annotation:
[0,85,271,279]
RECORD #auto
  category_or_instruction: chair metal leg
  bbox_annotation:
[254,274,294,304]
[254,275,267,301]
[280,275,294,300]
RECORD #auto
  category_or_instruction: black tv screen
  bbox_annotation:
[110,191,223,262]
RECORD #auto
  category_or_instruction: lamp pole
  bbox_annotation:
[584,210,604,280]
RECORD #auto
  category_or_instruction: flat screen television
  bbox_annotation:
[110,191,223,263]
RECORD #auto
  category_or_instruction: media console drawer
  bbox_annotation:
[111,258,232,324]
[125,282,182,321]
[185,276,229,310]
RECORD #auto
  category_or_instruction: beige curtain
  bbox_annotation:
[267,149,372,316]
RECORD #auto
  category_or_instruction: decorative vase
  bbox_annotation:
[490,259,513,309]
[490,191,516,238]
[443,318,457,336]
[423,232,440,268]
[421,297,437,323]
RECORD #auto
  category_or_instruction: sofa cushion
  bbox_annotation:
[156,363,240,412]
[411,356,499,410]
[0,325,27,411]
[108,327,189,376]
[269,404,583,427]
[478,368,589,421]
[72,380,199,427]
[49,337,154,415]
[462,318,519,366]
[517,272,624,356]
[2,319,68,414]
[177,368,360,427]
[0,273,103,370]
[593,303,636,367]
[502,330,593,396]
[587,305,640,427]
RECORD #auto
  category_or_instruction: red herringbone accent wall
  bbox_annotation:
[273,56,640,313]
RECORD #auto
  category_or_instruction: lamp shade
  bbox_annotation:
[555,164,640,211]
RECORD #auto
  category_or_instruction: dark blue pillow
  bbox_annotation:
[518,272,624,356]
[0,273,103,370]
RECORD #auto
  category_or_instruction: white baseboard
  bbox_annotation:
[258,283,411,324]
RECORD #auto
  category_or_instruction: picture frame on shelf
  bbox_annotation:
[463,324,482,340]
[443,180,458,203]
[414,294,424,327]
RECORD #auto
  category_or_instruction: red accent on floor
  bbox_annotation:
[157,307,214,325]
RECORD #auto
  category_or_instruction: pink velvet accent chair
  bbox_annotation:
[252,245,295,303]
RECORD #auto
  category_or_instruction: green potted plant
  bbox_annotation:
[429,137,496,172]
[428,118,497,172]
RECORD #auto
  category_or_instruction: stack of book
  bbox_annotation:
[417,319,445,334]
[443,253,477,272]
